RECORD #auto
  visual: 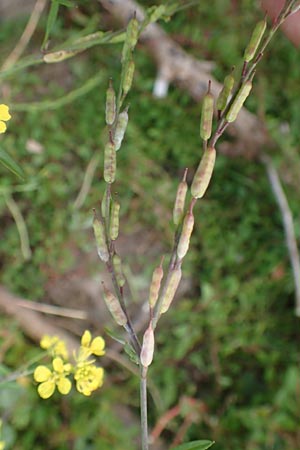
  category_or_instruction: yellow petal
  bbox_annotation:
[34,365,52,382]
[57,377,72,395]
[0,121,7,134]
[52,357,64,373]
[0,104,11,121]
[81,330,91,347]
[40,335,58,349]
[90,336,105,356]
[38,381,56,399]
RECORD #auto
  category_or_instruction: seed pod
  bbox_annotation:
[114,108,129,151]
[216,73,235,111]
[93,213,109,262]
[148,5,166,23]
[160,267,182,314]
[148,259,164,308]
[173,169,188,226]
[104,141,116,184]
[101,186,108,219]
[191,146,216,199]
[110,201,120,241]
[113,254,126,287]
[105,79,116,126]
[244,20,266,63]
[122,16,139,62]
[177,210,194,260]
[226,80,252,123]
[122,59,135,96]
[102,283,127,326]
[200,82,214,141]
[140,324,155,367]
[43,49,79,63]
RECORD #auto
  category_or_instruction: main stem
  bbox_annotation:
[140,365,149,450]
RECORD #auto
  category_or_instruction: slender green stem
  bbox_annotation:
[140,365,149,450]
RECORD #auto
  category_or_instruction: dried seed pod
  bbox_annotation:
[216,73,235,112]
[104,141,116,184]
[105,79,116,126]
[226,80,252,123]
[122,59,135,96]
[200,82,214,141]
[160,267,182,314]
[43,49,79,63]
[113,254,126,287]
[102,283,127,326]
[148,259,164,309]
[93,212,109,262]
[191,147,216,199]
[140,324,155,367]
[177,210,194,260]
[244,20,266,63]
[173,169,188,226]
[114,108,129,151]
[110,201,120,241]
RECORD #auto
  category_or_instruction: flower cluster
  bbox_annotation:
[0,104,11,134]
[33,331,105,399]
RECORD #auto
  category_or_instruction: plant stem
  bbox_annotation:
[140,365,149,450]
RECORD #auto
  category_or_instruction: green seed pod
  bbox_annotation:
[191,146,216,199]
[102,283,127,326]
[216,73,235,111]
[104,141,116,184]
[226,80,252,123]
[200,82,214,141]
[177,210,194,260]
[140,324,155,367]
[122,16,139,63]
[110,201,120,241]
[113,254,126,287]
[114,108,129,151]
[122,59,135,96]
[244,20,266,63]
[173,169,188,226]
[105,79,116,126]
[160,267,182,314]
[93,213,109,262]
[148,260,164,308]
[148,5,166,24]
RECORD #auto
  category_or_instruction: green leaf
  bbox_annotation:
[172,440,215,450]
[42,0,60,50]
[0,149,24,179]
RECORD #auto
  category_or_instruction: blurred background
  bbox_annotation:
[0,0,300,449]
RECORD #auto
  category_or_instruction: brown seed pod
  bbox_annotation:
[226,81,252,123]
[113,254,126,287]
[140,324,155,367]
[114,108,129,151]
[104,141,116,184]
[92,212,109,262]
[102,283,127,326]
[244,20,266,63]
[105,79,116,126]
[160,267,182,314]
[110,201,120,241]
[177,210,194,260]
[173,169,188,226]
[148,259,164,308]
[191,147,216,199]
[200,82,214,141]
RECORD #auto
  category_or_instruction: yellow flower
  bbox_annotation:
[0,104,11,134]
[40,335,68,360]
[80,330,105,357]
[34,357,72,399]
[74,362,104,396]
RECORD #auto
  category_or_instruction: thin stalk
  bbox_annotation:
[140,365,149,450]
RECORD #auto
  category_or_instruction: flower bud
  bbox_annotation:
[177,210,194,260]
[104,141,116,184]
[216,73,234,111]
[114,108,129,151]
[160,267,182,314]
[173,169,188,226]
[113,254,126,287]
[200,82,214,141]
[244,20,266,63]
[122,59,135,96]
[93,212,109,262]
[109,200,120,241]
[191,146,216,199]
[140,324,155,367]
[105,79,116,126]
[102,283,127,326]
[226,80,252,123]
[148,259,164,308]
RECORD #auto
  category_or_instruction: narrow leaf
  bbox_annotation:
[42,0,60,50]
[172,440,215,450]
[0,149,24,179]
